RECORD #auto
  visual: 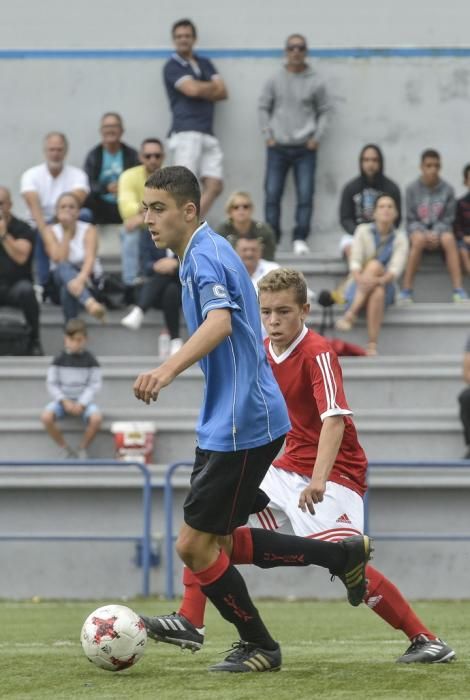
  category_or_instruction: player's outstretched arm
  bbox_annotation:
[134,308,232,404]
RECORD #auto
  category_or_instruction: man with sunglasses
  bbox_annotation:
[117,139,165,304]
[259,34,331,255]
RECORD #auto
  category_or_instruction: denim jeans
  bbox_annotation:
[264,145,317,242]
[120,227,141,286]
[53,262,92,322]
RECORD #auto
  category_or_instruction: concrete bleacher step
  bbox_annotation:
[37,301,470,356]
[0,355,463,412]
[0,406,464,462]
[100,248,470,303]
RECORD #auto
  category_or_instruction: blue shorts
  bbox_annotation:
[45,401,101,423]
[345,280,396,309]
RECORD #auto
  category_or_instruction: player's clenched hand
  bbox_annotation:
[133,365,175,404]
[298,476,326,514]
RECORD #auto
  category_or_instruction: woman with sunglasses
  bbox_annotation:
[217,191,276,260]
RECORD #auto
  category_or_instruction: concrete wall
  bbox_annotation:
[1,467,468,600]
[1,1,470,248]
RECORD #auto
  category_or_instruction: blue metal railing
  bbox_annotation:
[0,459,153,597]
[163,459,470,599]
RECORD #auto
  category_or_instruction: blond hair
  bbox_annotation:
[257,268,307,305]
[225,190,253,215]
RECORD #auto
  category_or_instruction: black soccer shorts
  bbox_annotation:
[183,435,285,535]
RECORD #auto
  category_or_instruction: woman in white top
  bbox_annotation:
[335,194,409,355]
[43,192,105,322]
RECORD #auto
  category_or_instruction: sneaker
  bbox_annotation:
[77,448,89,460]
[293,240,310,255]
[397,635,456,664]
[121,306,144,330]
[398,289,413,304]
[140,612,205,652]
[170,337,183,355]
[336,535,373,607]
[453,288,469,303]
[209,640,281,673]
[33,284,44,304]
[58,445,76,460]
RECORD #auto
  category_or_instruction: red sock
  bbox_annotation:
[193,549,230,586]
[231,527,254,564]
[364,565,436,641]
[178,567,207,629]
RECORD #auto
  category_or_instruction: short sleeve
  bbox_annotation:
[20,167,38,193]
[205,58,218,79]
[164,59,190,88]
[310,349,353,421]
[70,167,90,193]
[191,250,240,319]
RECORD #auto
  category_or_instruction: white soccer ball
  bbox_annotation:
[80,604,147,672]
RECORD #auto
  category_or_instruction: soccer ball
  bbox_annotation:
[80,604,147,671]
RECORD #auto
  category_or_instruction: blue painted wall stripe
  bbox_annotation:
[0,47,470,60]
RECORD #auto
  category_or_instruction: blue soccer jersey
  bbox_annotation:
[179,223,291,451]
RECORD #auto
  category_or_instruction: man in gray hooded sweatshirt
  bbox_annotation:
[259,34,330,255]
[400,149,467,303]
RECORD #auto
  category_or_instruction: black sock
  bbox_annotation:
[250,528,346,574]
[201,564,278,650]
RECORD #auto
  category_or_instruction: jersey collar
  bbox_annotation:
[179,221,207,265]
[268,325,308,364]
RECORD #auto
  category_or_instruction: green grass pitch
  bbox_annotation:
[2,599,469,699]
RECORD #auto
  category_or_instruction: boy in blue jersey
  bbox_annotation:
[134,166,372,673]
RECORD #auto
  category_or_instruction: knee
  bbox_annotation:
[365,260,385,276]
[440,232,456,249]
[87,413,102,429]
[410,232,425,250]
[175,528,208,567]
[41,410,55,427]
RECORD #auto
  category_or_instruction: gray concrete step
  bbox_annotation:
[0,355,464,411]
[35,302,470,356]
[0,407,464,462]
[100,250,470,302]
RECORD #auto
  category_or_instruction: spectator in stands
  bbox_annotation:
[164,18,227,217]
[458,334,470,459]
[335,194,408,356]
[41,318,102,460]
[400,149,468,303]
[120,233,182,353]
[339,144,401,260]
[0,186,43,355]
[43,193,105,323]
[20,132,90,301]
[259,33,330,255]
[217,191,276,261]
[83,112,139,225]
[234,236,279,291]
[117,138,165,305]
[454,163,470,274]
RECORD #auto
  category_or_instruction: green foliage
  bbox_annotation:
[2,599,469,699]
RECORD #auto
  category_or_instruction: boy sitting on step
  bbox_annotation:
[41,318,102,459]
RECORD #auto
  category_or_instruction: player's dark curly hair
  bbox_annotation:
[145,166,201,217]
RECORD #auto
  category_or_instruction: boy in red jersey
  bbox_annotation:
[143,268,455,665]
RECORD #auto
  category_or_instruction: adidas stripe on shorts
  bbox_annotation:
[248,465,364,541]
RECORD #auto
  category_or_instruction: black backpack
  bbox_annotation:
[0,307,31,355]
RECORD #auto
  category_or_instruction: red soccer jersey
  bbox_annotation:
[265,327,368,497]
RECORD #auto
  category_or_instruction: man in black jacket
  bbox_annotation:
[339,144,401,259]
[83,113,139,224]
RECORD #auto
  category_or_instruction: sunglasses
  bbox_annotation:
[143,153,163,160]
[286,44,307,52]
[232,203,251,210]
